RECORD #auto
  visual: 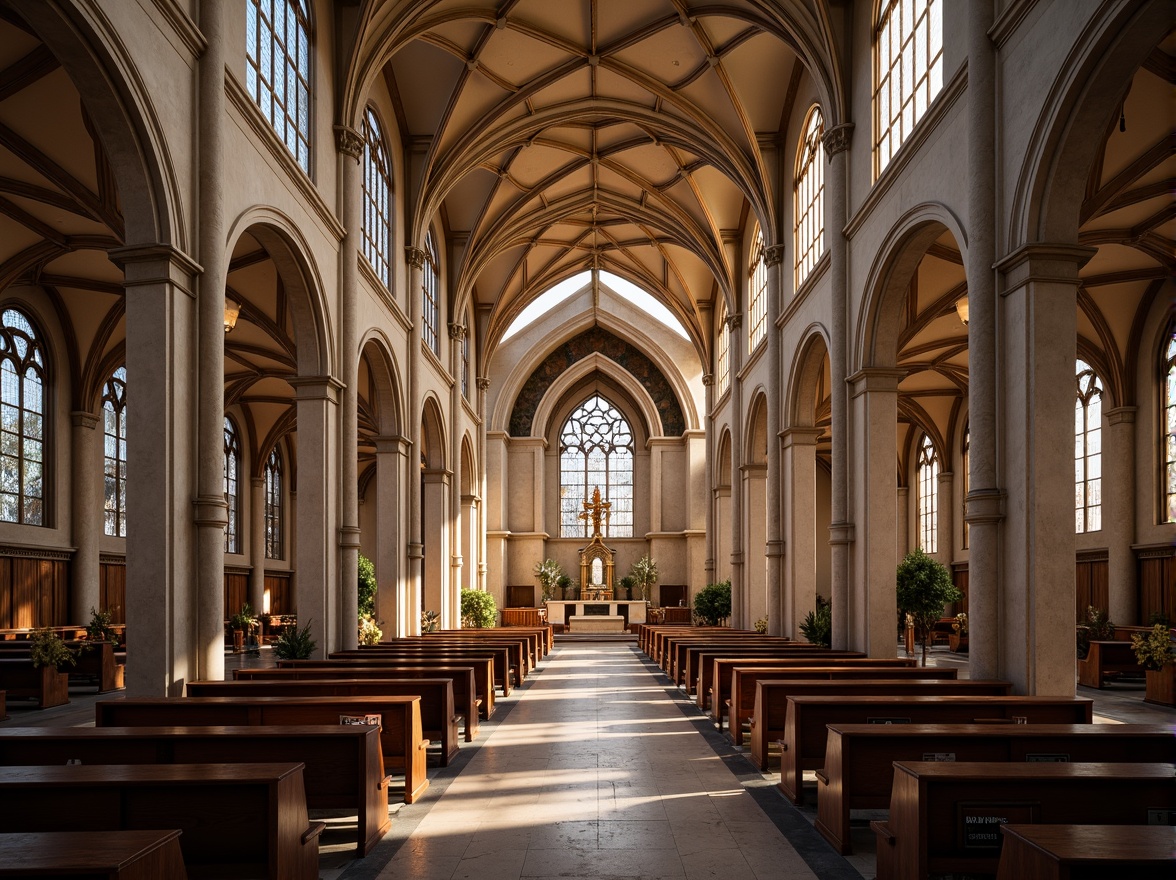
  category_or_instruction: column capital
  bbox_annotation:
[373,433,412,455]
[476,376,491,391]
[725,313,742,330]
[937,470,954,484]
[702,373,714,386]
[764,244,786,267]
[780,426,823,447]
[334,125,364,161]
[448,322,467,340]
[288,375,344,403]
[405,246,427,269]
[251,477,264,489]
[71,410,99,430]
[822,122,854,159]
[193,493,228,527]
[1106,406,1137,426]
[108,243,201,293]
[996,242,1097,288]
[847,367,906,395]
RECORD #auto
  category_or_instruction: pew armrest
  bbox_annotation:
[870,820,896,846]
[303,821,327,845]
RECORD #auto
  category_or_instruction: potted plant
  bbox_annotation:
[1131,623,1176,706]
[460,588,497,629]
[534,558,562,603]
[84,606,120,649]
[30,627,77,671]
[421,609,441,633]
[358,614,383,646]
[801,596,832,647]
[272,619,316,660]
[950,612,968,653]
[630,555,658,602]
[618,575,635,600]
[895,548,962,666]
[753,616,768,635]
[229,602,255,652]
[693,580,731,626]
[558,574,575,601]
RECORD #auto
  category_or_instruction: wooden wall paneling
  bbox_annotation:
[224,573,248,617]
[950,562,969,617]
[265,573,291,614]
[100,561,126,623]
[1134,545,1174,624]
[507,585,533,608]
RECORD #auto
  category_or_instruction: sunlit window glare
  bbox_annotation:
[502,271,688,341]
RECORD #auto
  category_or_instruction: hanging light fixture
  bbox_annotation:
[955,295,969,325]
[223,297,241,333]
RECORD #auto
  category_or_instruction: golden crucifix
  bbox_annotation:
[579,486,611,537]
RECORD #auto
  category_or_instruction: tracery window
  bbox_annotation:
[246,0,312,173]
[1165,327,1176,523]
[716,304,730,394]
[794,106,825,287]
[362,107,393,288]
[559,394,634,539]
[748,230,767,351]
[874,0,943,177]
[961,421,970,550]
[423,231,440,356]
[0,308,46,525]
[102,367,127,538]
[264,447,283,559]
[224,417,241,554]
[1075,360,1103,533]
[917,433,938,553]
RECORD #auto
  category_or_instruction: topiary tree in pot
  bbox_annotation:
[896,548,962,666]
[461,588,498,628]
[693,580,732,626]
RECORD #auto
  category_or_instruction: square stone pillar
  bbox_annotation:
[782,428,822,637]
[742,462,768,626]
[374,435,409,636]
[996,243,1094,694]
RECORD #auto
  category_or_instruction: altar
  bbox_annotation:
[545,600,649,628]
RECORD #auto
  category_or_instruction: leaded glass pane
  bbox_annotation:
[1165,330,1176,522]
[0,308,48,525]
[874,0,943,178]
[795,106,825,288]
[246,0,312,174]
[1075,360,1103,533]
[558,394,635,538]
[102,367,127,537]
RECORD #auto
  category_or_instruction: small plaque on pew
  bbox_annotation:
[921,752,955,762]
[1025,752,1070,762]
[340,713,381,727]
[866,716,911,725]
[958,803,1036,850]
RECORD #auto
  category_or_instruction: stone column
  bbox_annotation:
[823,123,853,650]
[937,471,954,567]
[782,428,822,637]
[70,411,101,624]
[764,244,786,635]
[849,368,903,657]
[422,467,451,625]
[336,124,364,651]
[405,246,426,634]
[291,376,342,656]
[896,486,910,563]
[477,376,491,592]
[448,322,466,601]
[965,0,1004,682]
[374,435,408,636]
[996,243,1095,694]
[726,313,744,626]
[743,461,768,626]
[1104,408,1136,625]
[702,372,716,585]
[247,478,265,614]
[194,0,228,684]
[112,243,201,696]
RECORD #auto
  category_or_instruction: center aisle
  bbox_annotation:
[357,640,837,880]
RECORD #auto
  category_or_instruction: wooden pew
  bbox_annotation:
[996,824,1176,880]
[0,829,188,879]
[773,694,1094,802]
[646,626,751,665]
[418,634,533,677]
[0,724,390,856]
[1077,640,1141,688]
[673,638,804,687]
[872,762,1176,880]
[815,722,1176,854]
[281,656,495,719]
[725,666,957,742]
[663,635,789,681]
[236,664,481,740]
[0,690,5,721]
[433,626,551,661]
[97,694,430,803]
[0,640,123,693]
[334,646,512,696]
[681,645,865,696]
[187,677,461,766]
[0,762,324,880]
[0,657,69,708]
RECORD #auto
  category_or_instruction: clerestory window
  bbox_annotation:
[102,367,127,538]
[246,0,312,174]
[917,433,938,552]
[224,417,241,553]
[874,0,943,177]
[794,106,826,288]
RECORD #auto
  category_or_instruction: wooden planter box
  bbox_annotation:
[1144,664,1176,707]
[949,632,968,653]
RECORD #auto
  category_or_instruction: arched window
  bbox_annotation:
[102,367,127,538]
[423,231,440,356]
[716,303,730,394]
[748,229,767,351]
[874,0,943,177]
[460,315,471,400]
[264,447,283,559]
[559,394,634,539]
[917,433,938,552]
[961,421,970,550]
[0,308,46,525]
[224,417,241,554]
[246,0,312,173]
[794,105,825,287]
[1075,360,1103,533]
[362,107,393,288]
[1165,326,1176,523]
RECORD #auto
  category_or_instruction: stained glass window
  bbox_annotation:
[246,0,312,173]
[795,106,825,287]
[559,395,634,538]
[874,0,943,177]
[264,447,283,559]
[362,107,392,288]
[102,367,127,538]
[0,308,45,525]
[224,417,241,553]
[1166,328,1176,523]
[748,229,767,351]
[917,433,938,552]
[1075,360,1103,533]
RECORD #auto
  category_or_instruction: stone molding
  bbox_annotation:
[71,410,99,430]
[725,313,742,330]
[448,323,467,340]
[996,242,1098,290]
[405,246,427,269]
[964,488,1006,524]
[0,544,74,560]
[334,125,363,161]
[847,367,906,396]
[1106,406,1136,426]
[828,521,855,545]
[702,373,714,386]
[821,122,854,158]
[780,427,823,446]
[764,244,786,267]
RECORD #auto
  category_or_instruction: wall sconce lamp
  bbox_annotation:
[223,297,241,334]
[955,295,969,325]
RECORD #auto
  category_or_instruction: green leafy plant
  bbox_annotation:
[693,580,732,626]
[800,595,832,647]
[753,616,768,635]
[30,628,76,670]
[533,558,563,602]
[895,548,962,666]
[421,609,441,633]
[1076,606,1115,661]
[358,614,383,646]
[557,574,574,599]
[461,588,498,629]
[618,575,636,599]
[85,606,120,648]
[230,602,256,633]
[272,619,317,660]
[1131,623,1174,671]
[630,555,658,601]
[953,612,968,635]
[358,553,378,619]
[1148,610,1171,627]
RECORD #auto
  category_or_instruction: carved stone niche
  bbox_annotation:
[579,535,615,600]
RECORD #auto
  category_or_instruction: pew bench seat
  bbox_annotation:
[0,830,188,879]
[996,824,1176,880]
